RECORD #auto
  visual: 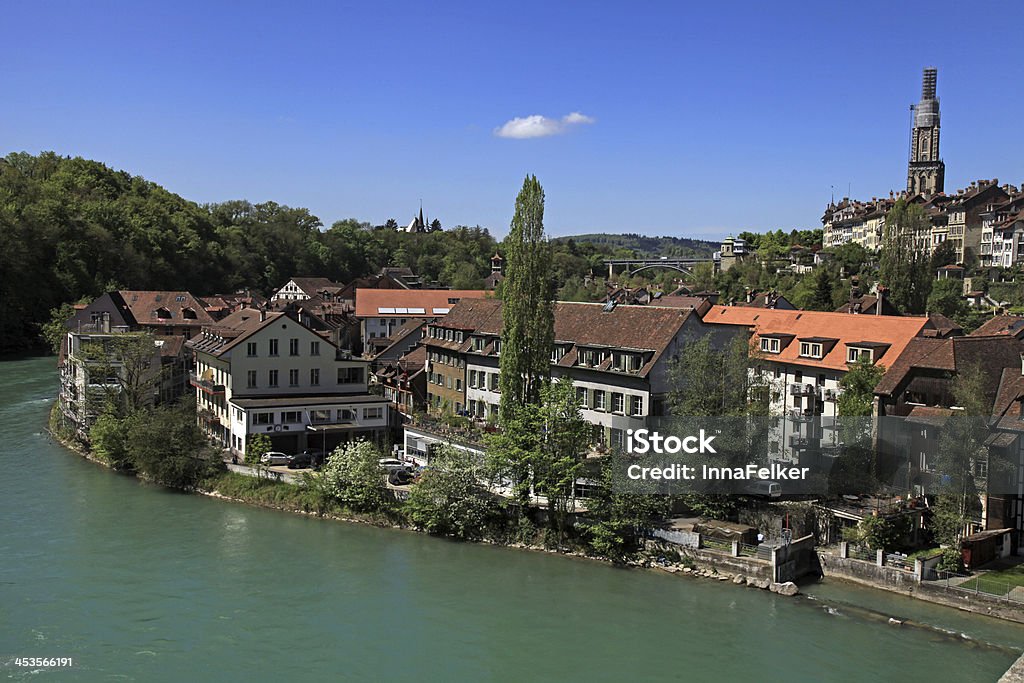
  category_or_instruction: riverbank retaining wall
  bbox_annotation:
[817,549,1024,624]
[773,535,819,583]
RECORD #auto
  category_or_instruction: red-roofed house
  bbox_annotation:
[186,308,390,458]
[705,306,930,459]
[354,289,487,348]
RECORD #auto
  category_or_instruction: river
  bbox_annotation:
[2,356,1022,682]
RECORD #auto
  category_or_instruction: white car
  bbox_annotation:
[378,458,409,473]
[260,451,292,466]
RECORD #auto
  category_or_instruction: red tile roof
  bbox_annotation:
[118,290,215,327]
[874,334,1024,399]
[354,289,488,318]
[704,305,929,372]
[971,316,1024,338]
[430,298,697,378]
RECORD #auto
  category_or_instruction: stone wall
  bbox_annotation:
[646,540,774,580]
[817,551,1024,624]
[817,553,917,590]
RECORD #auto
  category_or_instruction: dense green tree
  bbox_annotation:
[927,278,968,320]
[89,409,135,469]
[320,440,388,513]
[499,175,554,419]
[837,357,885,417]
[880,200,932,314]
[930,239,958,271]
[404,446,495,539]
[668,333,765,417]
[487,378,589,534]
[128,401,222,489]
[806,267,837,311]
[583,456,670,561]
[830,242,871,275]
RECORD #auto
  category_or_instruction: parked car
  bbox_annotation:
[287,452,313,469]
[260,451,291,466]
[743,480,781,499]
[388,468,415,486]
[299,449,325,469]
[378,458,410,473]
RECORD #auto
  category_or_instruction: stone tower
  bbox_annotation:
[906,67,945,196]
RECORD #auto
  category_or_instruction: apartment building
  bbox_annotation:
[704,306,930,461]
[981,195,1024,268]
[418,299,734,451]
[186,307,390,457]
[57,291,204,438]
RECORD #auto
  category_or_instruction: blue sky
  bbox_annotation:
[4,1,1022,240]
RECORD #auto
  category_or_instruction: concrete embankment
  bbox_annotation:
[1002,653,1024,682]
[818,551,1024,625]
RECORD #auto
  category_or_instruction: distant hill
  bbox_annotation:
[555,233,719,258]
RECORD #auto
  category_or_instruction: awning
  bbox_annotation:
[306,422,358,433]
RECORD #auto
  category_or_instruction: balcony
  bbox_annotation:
[789,435,813,448]
[789,383,818,397]
[788,409,814,423]
[823,388,839,402]
[190,372,225,395]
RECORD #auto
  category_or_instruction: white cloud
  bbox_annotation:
[562,111,594,125]
[494,111,596,139]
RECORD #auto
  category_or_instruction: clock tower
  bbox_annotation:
[906,67,945,196]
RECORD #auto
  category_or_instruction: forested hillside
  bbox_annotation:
[556,233,717,258]
[0,153,648,352]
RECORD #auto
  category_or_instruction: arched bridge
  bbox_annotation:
[603,257,716,279]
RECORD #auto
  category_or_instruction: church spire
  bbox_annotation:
[906,67,944,196]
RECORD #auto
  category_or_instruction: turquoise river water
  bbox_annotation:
[2,356,1023,682]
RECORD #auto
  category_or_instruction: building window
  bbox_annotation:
[289,369,299,387]
[364,407,383,420]
[289,338,299,356]
[631,395,644,416]
[268,369,279,387]
[253,412,273,425]
[311,341,320,356]
[760,338,781,354]
[611,392,624,414]
[469,370,477,388]
[576,386,588,407]
[594,391,606,411]
[310,368,320,386]
[847,347,870,364]
[269,338,279,356]
[281,411,301,423]
[338,367,363,385]
[247,342,257,357]
[799,342,822,358]
[311,409,331,424]
[489,373,499,392]
[338,408,356,421]
[247,370,257,389]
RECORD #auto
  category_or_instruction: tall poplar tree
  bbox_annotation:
[499,175,554,420]
[879,200,932,314]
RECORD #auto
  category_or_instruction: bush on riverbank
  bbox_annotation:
[89,401,223,490]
